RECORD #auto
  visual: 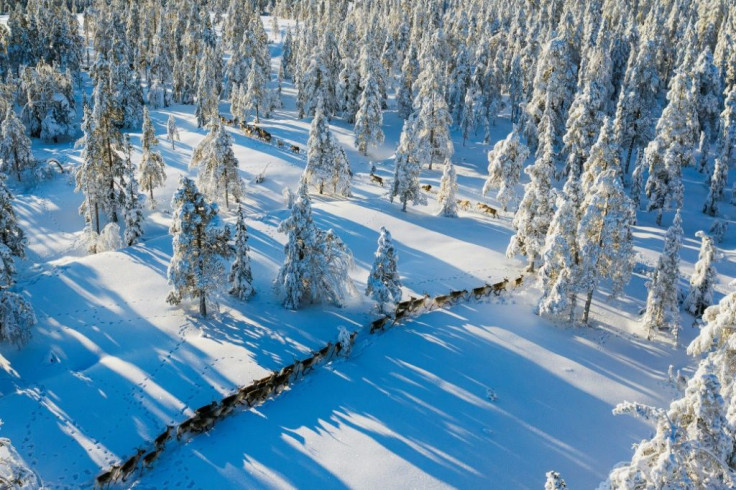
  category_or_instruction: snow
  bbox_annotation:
[0,12,735,490]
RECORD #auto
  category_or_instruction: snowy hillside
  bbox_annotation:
[1,0,736,489]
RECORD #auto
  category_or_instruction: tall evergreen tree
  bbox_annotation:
[412,60,453,170]
[228,205,255,300]
[138,107,166,206]
[483,127,529,212]
[167,177,232,317]
[683,231,717,317]
[643,210,683,341]
[366,226,402,313]
[390,118,427,212]
[121,136,144,247]
[436,159,458,217]
[189,119,244,208]
[0,108,34,181]
[304,98,351,196]
[354,73,384,156]
[167,114,180,150]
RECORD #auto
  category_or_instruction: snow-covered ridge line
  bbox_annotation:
[94,274,525,488]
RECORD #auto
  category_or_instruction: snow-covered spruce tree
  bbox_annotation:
[537,173,583,321]
[507,118,556,272]
[694,47,722,172]
[544,471,567,490]
[390,118,427,212]
[336,58,361,123]
[354,72,384,156]
[74,102,106,241]
[703,157,727,216]
[167,114,180,150]
[412,59,453,170]
[195,46,222,128]
[483,126,530,212]
[189,119,244,208]
[642,210,683,341]
[0,108,34,181]
[365,226,402,313]
[121,137,144,247]
[612,39,660,175]
[437,159,458,217]
[0,174,35,347]
[228,205,255,301]
[304,98,351,196]
[721,85,736,171]
[683,231,717,317]
[243,58,267,123]
[19,63,76,142]
[397,44,419,120]
[645,60,699,225]
[580,117,620,196]
[630,150,645,212]
[562,48,613,179]
[166,177,232,317]
[608,360,732,488]
[138,107,166,206]
[274,182,355,309]
[576,169,636,325]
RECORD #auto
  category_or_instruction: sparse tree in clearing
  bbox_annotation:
[189,119,244,208]
[228,205,255,301]
[0,108,34,181]
[703,157,727,216]
[366,227,402,313]
[576,169,636,325]
[390,118,427,212]
[437,159,458,217]
[167,177,232,317]
[167,114,180,150]
[544,471,567,490]
[274,182,355,309]
[483,126,530,212]
[683,231,717,317]
[642,210,683,341]
[354,73,384,156]
[138,108,166,206]
[121,137,144,247]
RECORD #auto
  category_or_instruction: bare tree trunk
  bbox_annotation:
[94,202,100,234]
[199,293,207,317]
[582,289,594,325]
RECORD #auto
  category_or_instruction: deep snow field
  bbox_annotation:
[0,16,734,490]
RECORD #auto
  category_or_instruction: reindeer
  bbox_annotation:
[299,355,318,375]
[370,173,384,186]
[393,306,410,323]
[276,139,285,148]
[421,184,432,192]
[408,294,430,312]
[245,384,273,407]
[290,144,301,154]
[219,115,228,124]
[177,414,204,440]
[370,316,390,334]
[195,401,220,418]
[492,278,509,295]
[119,448,146,482]
[314,342,334,363]
[220,391,246,416]
[472,283,493,299]
[476,203,499,218]
[456,199,472,211]
[154,425,174,450]
[142,448,162,469]
[432,293,453,309]
[95,466,120,489]
[450,289,468,301]
[514,275,524,287]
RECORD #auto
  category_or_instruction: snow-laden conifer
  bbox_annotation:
[190,119,244,208]
[643,210,683,340]
[167,114,180,150]
[354,73,384,156]
[228,205,255,301]
[0,108,34,181]
[483,126,529,212]
[703,157,727,216]
[365,227,402,313]
[167,177,232,317]
[683,231,717,317]
[138,107,166,206]
[121,138,144,247]
[436,159,458,217]
[390,118,427,212]
[304,98,351,196]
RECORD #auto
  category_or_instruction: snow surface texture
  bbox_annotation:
[0,13,734,490]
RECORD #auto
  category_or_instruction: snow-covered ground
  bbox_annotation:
[0,14,734,490]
